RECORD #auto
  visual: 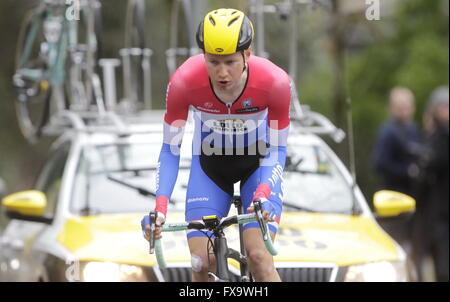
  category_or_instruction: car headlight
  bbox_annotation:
[81,262,148,282]
[344,261,408,282]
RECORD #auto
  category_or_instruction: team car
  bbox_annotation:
[0,109,416,282]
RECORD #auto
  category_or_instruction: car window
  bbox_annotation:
[70,140,352,215]
[35,141,71,217]
[70,143,190,214]
[282,144,353,214]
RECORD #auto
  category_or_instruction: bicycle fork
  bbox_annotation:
[209,197,253,282]
[209,236,251,282]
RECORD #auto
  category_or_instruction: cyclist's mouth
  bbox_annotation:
[218,80,230,88]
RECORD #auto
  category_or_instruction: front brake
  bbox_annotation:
[253,200,269,241]
[148,211,157,254]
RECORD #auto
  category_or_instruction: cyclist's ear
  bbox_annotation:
[244,47,251,59]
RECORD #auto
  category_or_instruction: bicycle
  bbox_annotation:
[147,198,278,282]
[13,0,102,144]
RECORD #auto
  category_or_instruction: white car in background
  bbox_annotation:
[0,110,416,282]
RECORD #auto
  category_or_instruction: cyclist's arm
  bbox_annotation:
[253,76,292,201]
[155,75,189,217]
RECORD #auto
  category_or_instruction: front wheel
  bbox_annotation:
[13,10,52,144]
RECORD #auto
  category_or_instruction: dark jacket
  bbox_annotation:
[373,119,421,194]
[422,123,449,220]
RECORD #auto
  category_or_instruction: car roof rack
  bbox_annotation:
[41,104,345,144]
[41,110,166,137]
[291,105,346,143]
[288,81,345,143]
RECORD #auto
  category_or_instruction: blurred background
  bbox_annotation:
[0,0,448,280]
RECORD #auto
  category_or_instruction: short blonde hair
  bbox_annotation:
[389,87,415,105]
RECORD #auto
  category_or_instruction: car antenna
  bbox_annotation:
[344,49,360,216]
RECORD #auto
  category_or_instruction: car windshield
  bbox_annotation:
[282,144,353,214]
[70,142,191,215]
[70,141,353,215]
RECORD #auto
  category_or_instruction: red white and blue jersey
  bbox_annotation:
[155,54,292,220]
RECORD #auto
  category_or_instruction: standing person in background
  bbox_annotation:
[372,87,421,259]
[415,86,449,282]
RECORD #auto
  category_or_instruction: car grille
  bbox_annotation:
[277,267,334,282]
[154,264,337,282]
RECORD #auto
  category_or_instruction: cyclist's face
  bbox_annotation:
[204,50,250,92]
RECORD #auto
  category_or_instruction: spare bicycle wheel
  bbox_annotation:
[13,10,52,144]
[65,1,103,112]
[124,0,146,110]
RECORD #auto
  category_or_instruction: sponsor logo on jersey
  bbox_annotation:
[236,107,260,113]
[242,99,252,108]
[210,119,248,133]
[196,106,221,113]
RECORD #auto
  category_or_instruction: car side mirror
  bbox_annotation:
[2,190,52,224]
[373,190,416,219]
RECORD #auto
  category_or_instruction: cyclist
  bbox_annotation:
[142,8,292,282]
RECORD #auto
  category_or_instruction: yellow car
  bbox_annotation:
[0,110,415,282]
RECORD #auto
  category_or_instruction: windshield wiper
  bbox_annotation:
[283,200,317,213]
[107,175,176,205]
[107,175,157,197]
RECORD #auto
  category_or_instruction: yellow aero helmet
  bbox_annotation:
[196,8,254,55]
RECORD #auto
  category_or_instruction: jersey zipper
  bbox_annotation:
[226,103,231,115]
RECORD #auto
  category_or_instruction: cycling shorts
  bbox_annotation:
[185,142,283,239]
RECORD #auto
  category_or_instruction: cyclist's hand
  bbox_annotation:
[247,198,277,222]
[141,213,165,241]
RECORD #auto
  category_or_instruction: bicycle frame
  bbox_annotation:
[18,3,72,86]
[149,199,277,282]
[208,222,251,282]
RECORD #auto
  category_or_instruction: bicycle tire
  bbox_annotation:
[125,0,146,50]
[65,1,103,112]
[13,9,52,144]
[124,0,146,110]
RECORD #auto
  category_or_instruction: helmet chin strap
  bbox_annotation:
[242,51,247,72]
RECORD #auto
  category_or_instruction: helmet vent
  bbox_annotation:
[208,15,216,26]
[228,16,240,27]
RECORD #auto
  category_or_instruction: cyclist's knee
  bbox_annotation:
[191,254,206,273]
[246,246,275,278]
[246,247,269,266]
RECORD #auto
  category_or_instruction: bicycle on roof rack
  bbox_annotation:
[147,197,277,282]
[120,0,152,112]
[13,0,103,144]
[12,0,344,145]
[13,0,156,143]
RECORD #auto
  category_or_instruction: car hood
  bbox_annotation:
[57,212,400,267]
[274,212,400,266]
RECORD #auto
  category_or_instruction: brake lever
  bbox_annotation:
[149,211,157,254]
[253,200,269,241]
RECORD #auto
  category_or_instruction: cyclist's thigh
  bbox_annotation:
[240,167,283,234]
[185,155,232,239]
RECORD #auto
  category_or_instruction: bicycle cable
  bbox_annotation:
[202,230,216,275]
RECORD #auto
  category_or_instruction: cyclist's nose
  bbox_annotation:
[217,65,228,79]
